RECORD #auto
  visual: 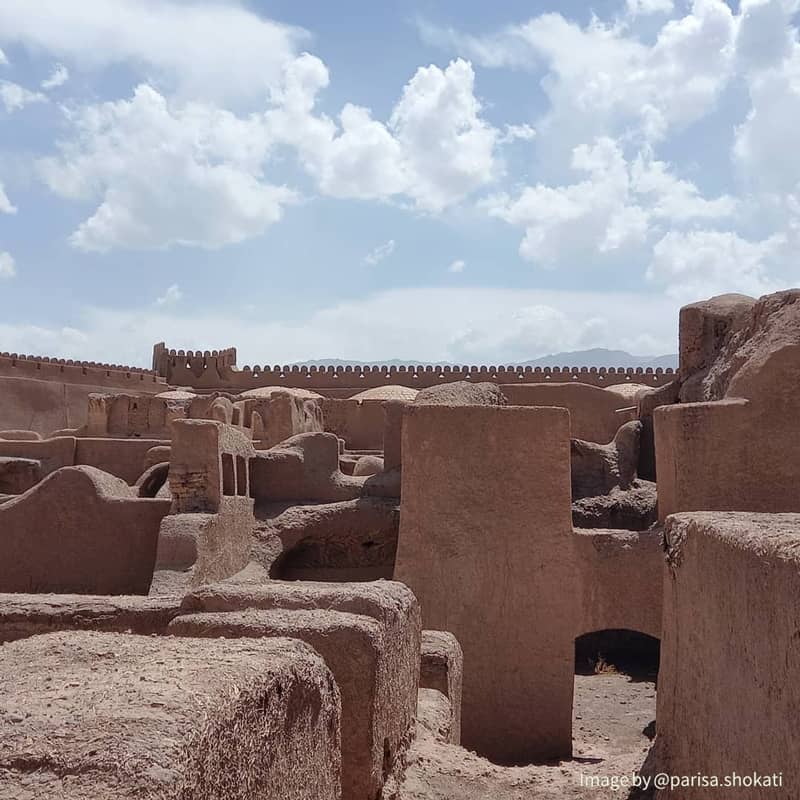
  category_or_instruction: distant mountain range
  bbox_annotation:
[293,348,678,369]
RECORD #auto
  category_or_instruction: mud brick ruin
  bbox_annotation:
[0,288,798,799]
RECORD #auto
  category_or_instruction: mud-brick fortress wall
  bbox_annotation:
[152,342,676,397]
[0,352,166,435]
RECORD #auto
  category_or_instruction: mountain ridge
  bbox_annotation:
[292,348,678,369]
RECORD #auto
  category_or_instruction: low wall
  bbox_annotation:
[0,631,341,800]
[321,398,386,450]
[655,398,800,519]
[657,512,800,798]
[0,466,169,594]
[501,382,637,444]
[574,528,663,639]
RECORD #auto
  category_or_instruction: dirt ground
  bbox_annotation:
[397,671,657,800]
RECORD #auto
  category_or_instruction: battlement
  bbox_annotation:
[0,351,166,389]
[152,342,676,392]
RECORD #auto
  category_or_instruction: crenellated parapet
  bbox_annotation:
[153,342,676,393]
[0,351,166,390]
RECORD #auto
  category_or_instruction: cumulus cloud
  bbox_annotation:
[498,123,536,144]
[0,0,306,106]
[363,239,396,266]
[0,183,16,214]
[0,251,16,278]
[268,56,499,212]
[0,80,46,112]
[420,2,738,151]
[733,4,800,194]
[38,84,297,251]
[448,259,466,273]
[36,53,498,251]
[155,284,182,306]
[486,137,735,267]
[626,0,675,16]
[41,63,69,90]
[647,229,788,301]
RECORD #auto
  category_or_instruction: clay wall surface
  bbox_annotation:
[657,512,800,799]
[75,437,169,484]
[0,352,165,436]
[153,345,675,394]
[169,419,255,513]
[0,593,182,643]
[320,397,386,449]
[179,579,420,798]
[0,466,169,594]
[654,290,800,516]
[394,404,576,764]
[501,382,637,443]
[0,631,341,800]
[655,396,800,519]
[573,528,663,639]
[0,435,75,477]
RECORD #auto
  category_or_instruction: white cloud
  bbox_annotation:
[363,239,396,266]
[0,80,46,112]
[155,284,182,306]
[41,63,68,90]
[626,0,675,16]
[0,0,306,106]
[0,183,16,214]
[420,2,738,151]
[268,56,499,212]
[735,0,798,73]
[38,84,297,252]
[0,251,16,278]
[448,259,466,273]
[733,8,800,194]
[486,137,735,267]
[0,48,7,66]
[647,230,786,301]
[498,123,536,144]
[0,288,681,366]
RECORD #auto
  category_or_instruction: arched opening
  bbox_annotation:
[573,630,659,765]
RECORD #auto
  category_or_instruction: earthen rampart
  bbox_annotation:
[153,342,676,394]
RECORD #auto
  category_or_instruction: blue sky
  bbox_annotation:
[0,0,798,367]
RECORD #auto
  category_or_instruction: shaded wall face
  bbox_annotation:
[501,382,636,444]
[321,399,385,450]
[655,398,800,519]
[394,404,577,764]
[0,376,129,436]
[657,512,800,799]
[0,468,169,594]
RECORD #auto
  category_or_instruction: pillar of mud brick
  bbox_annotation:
[382,400,407,471]
[394,404,577,764]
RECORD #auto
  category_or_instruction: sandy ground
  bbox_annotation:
[397,671,656,800]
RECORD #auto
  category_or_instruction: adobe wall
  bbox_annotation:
[0,466,169,594]
[574,528,663,639]
[0,375,144,437]
[394,404,577,764]
[0,631,341,800]
[0,352,165,436]
[320,397,386,450]
[153,344,676,394]
[501,382,637,443]
[655,396,800,519]
[656,512,800,799]
[75,437,169,484]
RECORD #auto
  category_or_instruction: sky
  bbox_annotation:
[0,0,798,367]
